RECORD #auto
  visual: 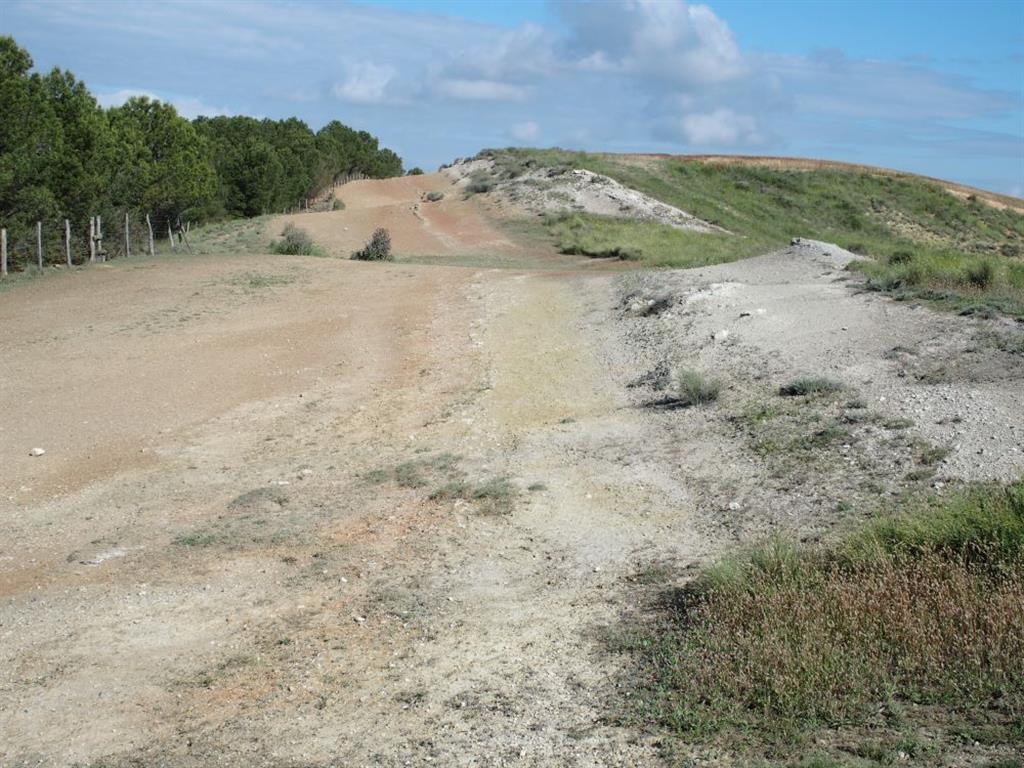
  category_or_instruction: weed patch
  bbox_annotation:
[619,483,1024,764]
[779,377,844,397]
[674,369,721,406]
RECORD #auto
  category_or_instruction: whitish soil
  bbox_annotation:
[443,157,724,232]
[1,177,1021,767]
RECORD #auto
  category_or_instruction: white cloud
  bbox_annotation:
[679,109,760,146]
[333,62,398,105]
[96,88,157,108]
[435,78,528,102]
[96,88,231,118]
[561,0,746,85]
[510,120,540,142]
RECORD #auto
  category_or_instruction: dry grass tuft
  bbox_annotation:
[626,483,1024,753]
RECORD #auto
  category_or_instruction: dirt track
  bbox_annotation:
[2,175,1022,766]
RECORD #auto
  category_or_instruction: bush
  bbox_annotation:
[407,167,424,176]
[676,369,721,406]
[465,170,495,195]
[351,227,393,261]
[888,248,914,265]
[965,259,995,288]
[424,191,444,202]
[271,224,317,255]
[332,198,346,211]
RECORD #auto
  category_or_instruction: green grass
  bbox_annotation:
[620,482,1024,764]
[482,148,1024,315]
[189,215,271,255]
[547,212,742,267]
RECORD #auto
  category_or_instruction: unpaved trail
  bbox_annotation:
[0,253,687,766]
[3,177,1022,767]
[273,174,527,260]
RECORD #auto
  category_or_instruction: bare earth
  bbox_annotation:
[2,174,1022,767]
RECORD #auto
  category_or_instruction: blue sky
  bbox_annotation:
[3,0,1022,194]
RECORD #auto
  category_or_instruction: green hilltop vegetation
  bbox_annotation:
[480,148,1024,317]
[0,36,401,268]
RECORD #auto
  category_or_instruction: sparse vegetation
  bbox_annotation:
[779,376,844,397]
[351,227,393,261]
[271,223,320,255]
[369,453,518,515]
[332,198,346,211]
[675,369,721,406]
[429,476,517,515]
[620,483,1024,763]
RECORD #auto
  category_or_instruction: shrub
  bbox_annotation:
[778,377,843,396]
[407,167,424,176]
[424,191,444,202]
[676,369,721,406]
[888,248,914,265]
[465,170,495,195]
[965,259,995,288]
[351,227,393,261]
[271,224,317,255]
[332,198,346,211]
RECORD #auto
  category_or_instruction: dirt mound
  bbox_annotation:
[443,156,724,232]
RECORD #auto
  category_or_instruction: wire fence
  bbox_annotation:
[1,173,368,277]
[0,210,190,277]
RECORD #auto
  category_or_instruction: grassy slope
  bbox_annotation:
[486,148,1024,317]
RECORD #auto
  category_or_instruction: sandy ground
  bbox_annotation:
[2,177,1022,767]
[273,174,528,259]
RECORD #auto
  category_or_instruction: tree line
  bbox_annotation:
[0,36,403,256]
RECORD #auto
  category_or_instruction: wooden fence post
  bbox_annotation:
[65,219,71,266]
[36,221,43,270]
[124,212,130,257]
[146,214,154,256]
[168,220,176,251]
[96,215,103,261]
[90,217,96,262]
[1,228,7,277]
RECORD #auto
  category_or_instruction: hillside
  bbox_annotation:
[453,148,1024,317]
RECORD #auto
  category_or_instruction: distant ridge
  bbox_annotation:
[607,153,1023,211]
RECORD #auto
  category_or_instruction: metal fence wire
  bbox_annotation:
[1,210,173,274]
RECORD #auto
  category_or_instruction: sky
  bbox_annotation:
[2,0,1022,194]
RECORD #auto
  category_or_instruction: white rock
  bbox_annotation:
[29,448,45,457]
[713,329,730,342]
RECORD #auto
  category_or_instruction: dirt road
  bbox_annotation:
[2,176,1021,767]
